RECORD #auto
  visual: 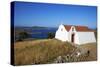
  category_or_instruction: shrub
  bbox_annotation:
[17,31,29,41]
[47,32,55,39]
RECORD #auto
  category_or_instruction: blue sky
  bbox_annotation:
[14,1,97,29]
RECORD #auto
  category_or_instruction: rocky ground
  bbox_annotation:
[52,43,97,63]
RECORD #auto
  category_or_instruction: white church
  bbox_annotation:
[55,24,96,45]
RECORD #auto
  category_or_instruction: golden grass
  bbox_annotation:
[14,39,75,65]
[78,42,97,61]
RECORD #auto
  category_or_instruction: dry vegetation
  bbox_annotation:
[14,39,75,65]
[78,43,97,61]
[14,39,97,65]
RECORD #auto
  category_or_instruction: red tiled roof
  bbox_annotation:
[64,25,94,32]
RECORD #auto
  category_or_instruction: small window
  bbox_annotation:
[61,28,63,31]
[72,27,74,31]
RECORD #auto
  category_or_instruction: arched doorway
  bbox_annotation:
[71,33,75,43]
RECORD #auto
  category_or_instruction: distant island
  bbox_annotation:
[32,26,48,29]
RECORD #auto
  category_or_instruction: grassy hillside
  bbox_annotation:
[14,39,97,65]
[78,43,97,61]
[14,39,75,65]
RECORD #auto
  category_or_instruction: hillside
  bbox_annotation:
[14,39,75,65]
[78,43,97,61]
[14,39,97,65]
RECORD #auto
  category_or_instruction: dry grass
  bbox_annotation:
[14,39,97,65]
[14,39,75,65]
[78,42,97,61]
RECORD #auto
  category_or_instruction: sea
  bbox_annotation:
[31,28,57,39]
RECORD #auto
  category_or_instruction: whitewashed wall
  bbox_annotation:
[68,26,79,44]
[55,25,96,45]
[77,32,96,44]
[55,24,68,41]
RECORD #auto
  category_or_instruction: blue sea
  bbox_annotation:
[30,28,57,39]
